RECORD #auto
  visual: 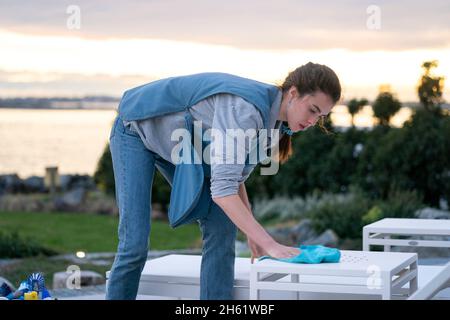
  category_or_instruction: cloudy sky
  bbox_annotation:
[0,0,449,101]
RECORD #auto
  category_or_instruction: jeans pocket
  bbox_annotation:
[123,122,141,138]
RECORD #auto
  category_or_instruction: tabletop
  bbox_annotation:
[252,250,417,277]
[363,218,450,235]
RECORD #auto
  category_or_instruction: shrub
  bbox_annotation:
[0,231,57,258]
[307,186,373,239]
[252,192,321,223]
[93,144,115,195]
[354,109,450,207]
[362,205,383,225]
[374,187,425,219]
[93,143,171,210]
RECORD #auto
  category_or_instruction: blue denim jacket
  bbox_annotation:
[117,72,279,228]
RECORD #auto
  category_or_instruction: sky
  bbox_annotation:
[0,0,449,102]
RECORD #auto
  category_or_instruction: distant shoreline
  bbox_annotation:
[0,96,120,110]
[0,96,449,111]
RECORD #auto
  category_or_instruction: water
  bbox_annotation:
[0,106,413,178]
[330,105,413,128]
[0,108,118,178]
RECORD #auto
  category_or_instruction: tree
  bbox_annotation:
[354,109,450,207]
[417,60,445,112]
[372,90,401,127]
[347,98,368,127]
[93,143,171,210]
[93,144,115,195]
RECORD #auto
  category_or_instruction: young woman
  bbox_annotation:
[106,62,342,300]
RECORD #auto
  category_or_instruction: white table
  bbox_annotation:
[363,218,450,252]
[250,250,418,300]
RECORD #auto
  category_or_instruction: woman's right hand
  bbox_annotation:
[264,241,301,260]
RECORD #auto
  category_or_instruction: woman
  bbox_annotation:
[106,62,341,300]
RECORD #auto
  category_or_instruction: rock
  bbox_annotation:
[58,175,96,192]
[53,270,105,289]
[80,191,119,215]
[0,194,53,212]
[0,276,16,292]
[415,207,450,220]
[0,174,25,195]
[59,175,72,191]
[267,219,340,247]
[23,176,45,193]
[67,175,96,191]
[54,188,86,211]
[303,229,339,247]
[290,219,317,245]
[267,226,295,246]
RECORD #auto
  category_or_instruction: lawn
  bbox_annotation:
[0,211,203,254]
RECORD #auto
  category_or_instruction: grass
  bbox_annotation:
[0,211,202,254]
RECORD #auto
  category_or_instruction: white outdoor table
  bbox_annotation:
[363,218,450,252]
[249,250,418,300]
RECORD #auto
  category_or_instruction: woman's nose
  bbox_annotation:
[308,117,318,126]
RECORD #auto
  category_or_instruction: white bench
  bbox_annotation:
[106,254,297,300]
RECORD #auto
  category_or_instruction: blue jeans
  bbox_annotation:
[105,115,237,300]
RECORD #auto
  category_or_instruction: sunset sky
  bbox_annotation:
[0,0,449,102]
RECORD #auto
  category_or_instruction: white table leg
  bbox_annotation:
[250,270,259,300]
[290,274,300,300]
[409,260,418,296]
[384,235,391,252]
[363,229,370,251]
[381,275,392,300]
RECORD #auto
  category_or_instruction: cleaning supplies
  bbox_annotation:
[1,272,54,300]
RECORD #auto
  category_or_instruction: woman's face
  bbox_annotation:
[284,87,335,132]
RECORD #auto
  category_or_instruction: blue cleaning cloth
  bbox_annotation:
[258,245,341,264]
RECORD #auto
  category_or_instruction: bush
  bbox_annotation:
[93,144,115,195]
[307,186,426,240]
[246,126,369,199]
[93,143,171,210]
[0,231,57,258]
[374,188,425,219]
[252,192,322,223]
[355,109,450,206]
[307,186,373,239]
[362,205,383,225]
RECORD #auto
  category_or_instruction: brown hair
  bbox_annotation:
[277,62,341,163]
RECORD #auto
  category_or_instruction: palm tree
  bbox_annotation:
[418,60,445,112]
[347,98,368,127]
[372,91,401,127]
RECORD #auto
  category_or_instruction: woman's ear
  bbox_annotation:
[288,85,299,100]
